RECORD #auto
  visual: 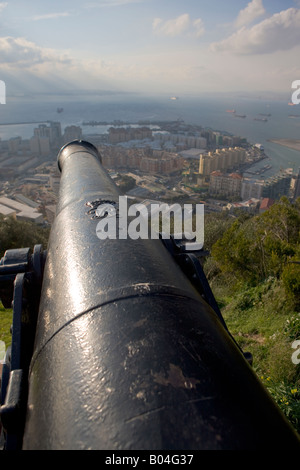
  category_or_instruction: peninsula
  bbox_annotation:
[268,139,300,152]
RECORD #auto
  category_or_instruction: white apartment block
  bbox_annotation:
[199,147,246,176]
[241,178,264,200]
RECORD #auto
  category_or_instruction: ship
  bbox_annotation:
[170,96,179,100]
[254,117,268,122]
[234,114,246,118]
[226,109,236,113]
[259,113,271,117]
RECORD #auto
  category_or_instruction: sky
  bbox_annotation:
[1,0,300,97]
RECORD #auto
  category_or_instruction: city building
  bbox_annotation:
[30,122,62,156]
[262,169,293,200]
[29,136,40,155]
[209,171,243,197]
[156,133,207,151]
[14,194,40,209]
[99,146,184,175]
[224,198,260,212]
[30,135,50,157]
[259,198,275,213]
[49,175,61,194]
[108,127,152,144]
[180,149,204,161]
[63,125,82,144]
[50,122,62,145]
[241,178,264,200]
[8,137,22,153]
[199,147,246,176]
[33,122,62,147]
[0,204,16,218]
[0,196,43,223]
[0,155,39,177]
[293,167,300,201]
[24,175,50,185]
[254,143,264,151]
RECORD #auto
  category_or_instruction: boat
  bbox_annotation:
[254,117,268,122]
[234,114,246,118]
[57,107,64,113]
[170,96,179,100]
[226,109,236,113]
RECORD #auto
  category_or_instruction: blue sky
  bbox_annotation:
[1,0,300,96]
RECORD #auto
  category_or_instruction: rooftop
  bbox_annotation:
[260,198,275,210]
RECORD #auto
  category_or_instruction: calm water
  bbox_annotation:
[0,93,299,177]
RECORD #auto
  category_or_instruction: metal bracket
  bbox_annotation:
[160,234,253,366]
[0,245,46,449]
[160,235,227,329]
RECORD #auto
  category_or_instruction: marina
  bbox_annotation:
[245,163,272,176]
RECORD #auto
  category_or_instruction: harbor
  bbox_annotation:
[245,163,272,176]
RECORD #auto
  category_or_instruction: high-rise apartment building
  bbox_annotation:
[199,147,246,176]
[63,125,82,144]
[262,170,293,200]
[241,178,264,200]
[108,127,152,144]
[293,168,300,200]
[99,146,183,174]
[209,171,243,197]
[30,122,62,156]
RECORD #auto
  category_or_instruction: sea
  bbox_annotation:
[0,92,299,178]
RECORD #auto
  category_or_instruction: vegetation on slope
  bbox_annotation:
[0,215,50,357]
[0,215,50,258]
[204,197,300,432]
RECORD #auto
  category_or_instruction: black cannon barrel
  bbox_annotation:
[22,140,300,450]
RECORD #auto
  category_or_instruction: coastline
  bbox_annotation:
[268,139,300,152]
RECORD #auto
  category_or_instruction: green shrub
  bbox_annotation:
[282,262,300,306]
[263,379,300,433]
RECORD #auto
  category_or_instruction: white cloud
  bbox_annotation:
[193,18,205,38]
[0,36,71,67]
[152,13,205,38]
[32,12,71,21]
[0,35,123,93]
[84,0,142,8]
[0,2,7,14]
[211,8,300,55]
[235,0,266,28]
[153,14,190,37]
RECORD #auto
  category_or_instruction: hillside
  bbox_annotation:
[203,197,300,432]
